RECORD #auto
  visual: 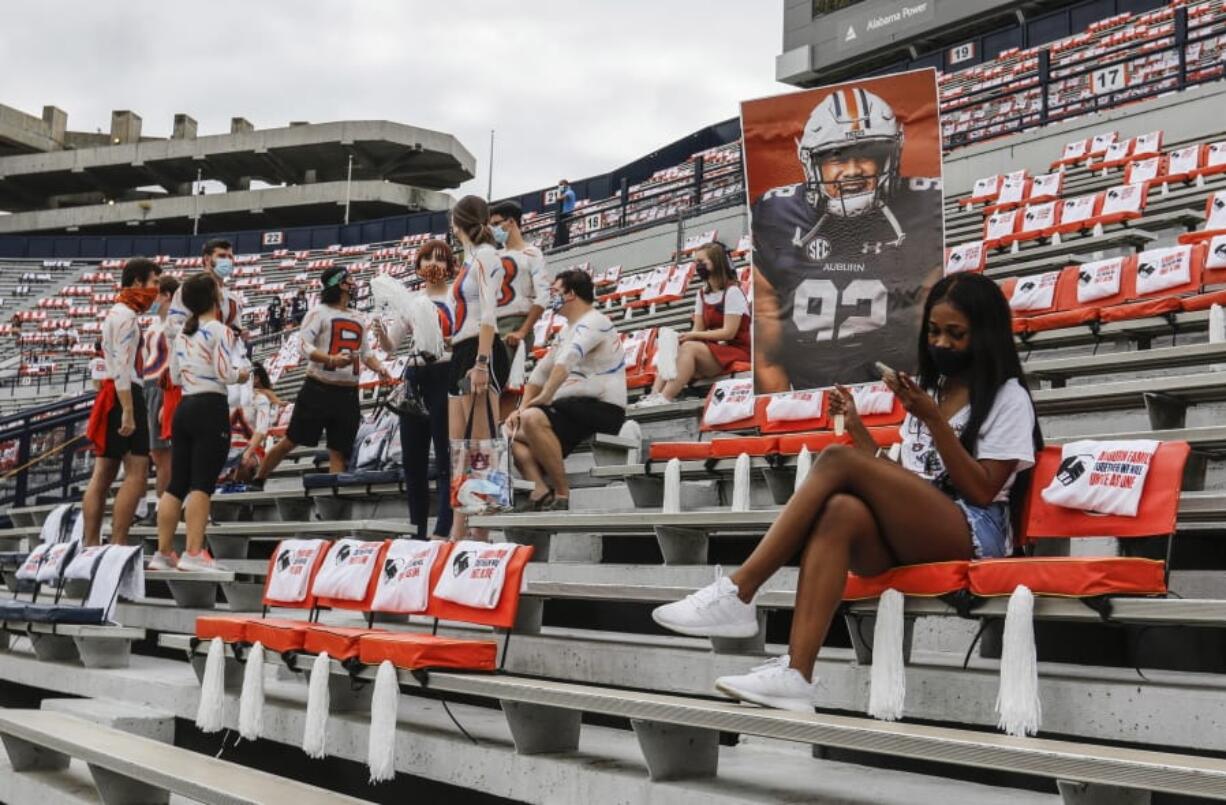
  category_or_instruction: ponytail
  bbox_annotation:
[180,272,219,338]
[183,314,200,336]
[451,195,496,247]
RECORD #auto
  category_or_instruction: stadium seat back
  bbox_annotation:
[1021,442,1190,543]
[699,377,759,433]
[312,539,392,613]
[424,543,534,630]
[261,539,332,610]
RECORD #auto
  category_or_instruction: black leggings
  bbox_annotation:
[400,361,452,540]
[167,393,231,500]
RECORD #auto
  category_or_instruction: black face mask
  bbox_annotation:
[695,266,710,282]
[928,345,973,377]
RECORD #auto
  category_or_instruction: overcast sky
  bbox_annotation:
[3,1,790,199]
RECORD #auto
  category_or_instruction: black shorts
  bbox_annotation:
[102,384,150,459]
[449,336,511,396]
[286,377,361,457]
[167,393,231,499]
[535,397,626,458]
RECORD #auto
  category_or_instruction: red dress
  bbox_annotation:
[698,287,751,369]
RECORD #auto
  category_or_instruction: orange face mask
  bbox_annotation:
[118,286,158,313]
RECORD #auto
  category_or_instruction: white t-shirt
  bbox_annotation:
[497,246,552,319]
[384,288,454,365]
[527,308,626,407]
[166,280,242,342]
[141,318,172,385]
[101,303,144,391]
[693,285,749,319]
[898,378,1036,503]
[170,320,248,396]
[451,244,504,344]
[298,303,372,386]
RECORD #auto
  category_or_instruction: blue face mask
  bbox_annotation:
[548,292,565,313]
[491,224,509,247]
[148,301,160,316]
[212,257,234,280]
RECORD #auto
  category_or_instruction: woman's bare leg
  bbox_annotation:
[661,342,721,400]
[730,445,972,601]
[787,493,893,680]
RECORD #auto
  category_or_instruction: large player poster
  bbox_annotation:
[741,68,945,393]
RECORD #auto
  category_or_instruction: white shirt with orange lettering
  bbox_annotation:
[298,303,372,386]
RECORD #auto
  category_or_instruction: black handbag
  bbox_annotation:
[382,374,430,421]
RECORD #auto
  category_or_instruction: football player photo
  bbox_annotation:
[741,69,946,393]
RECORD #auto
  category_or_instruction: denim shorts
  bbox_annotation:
[955,499,1011,559]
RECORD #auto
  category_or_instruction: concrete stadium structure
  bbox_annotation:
[0,103,474,235]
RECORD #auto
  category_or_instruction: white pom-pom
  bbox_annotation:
[367,660,399,783]
[1009,240,1020,255]
[1092,222,1104,238]
[662,458,682,514]
[1051,231,1062,246]
[238,641,265,741]
[654,327,679,381]
[996,585,1042,737]
[195,637,226,733]
[1211,304,1225,372]
[867,589,907,722]
[1196,173,1206,189]
[793,447,812,497]
[505,341,527,392]
[302,651,332,759]
[619,419,643,464]
[731,453,752,512]
[406,293,444,359]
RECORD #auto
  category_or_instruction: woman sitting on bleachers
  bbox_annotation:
[653,272,1042,712]
[634,242,750,407]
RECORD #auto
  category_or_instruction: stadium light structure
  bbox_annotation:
[192,167,203,236]
[344,153,354,225]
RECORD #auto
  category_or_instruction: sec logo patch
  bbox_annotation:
[806,236,831,261]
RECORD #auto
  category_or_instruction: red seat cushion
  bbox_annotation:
[302,625,379,660]
[728,360,752,374]
[1181,288,1226,311]
[777,431,849,455]
[843,561,970,601]
[649,441,712,461]
[357,632,498,671]
[195,615,253,643]
[245,618,313,652]
[709,436,778,459]
[1098,296,1182,323]
[968,557,1167,597]
[1023,307,1101,332]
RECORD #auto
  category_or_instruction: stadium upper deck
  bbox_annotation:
[0,104,474,236]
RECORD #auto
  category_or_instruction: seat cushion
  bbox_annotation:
[967,557,1167,597]
[709,436,778,459]
[1023,307,1101,333]
[843,561,970,601]
[357,632,498,671]
[196,615,255,643]
[23,603,106,624]
[649,441,712,462]
[1098,296,1182,323]
[301,625,380,660]
[777,431,849,456]
[1181,288,1226,311]
[245,618,313,652]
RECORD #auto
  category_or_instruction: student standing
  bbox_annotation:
[148,274,250,571]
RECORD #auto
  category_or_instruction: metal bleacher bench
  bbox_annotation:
[159,634,1226,800]
[0,707,366,804]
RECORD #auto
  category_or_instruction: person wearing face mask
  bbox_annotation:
[506,269,625,511]
[255,267,392,485]
[82,257,163,547]
[553,179,576,248]
[371,239,457,540]
[163,239,244,449]
[635,242,750,408]
[148,273,251,572]
[140,274,181,511]
[489,200,551,353]
[652,273,1041,713]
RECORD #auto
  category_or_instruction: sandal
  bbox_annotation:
[514,489,554,513]
[538,495,570,512]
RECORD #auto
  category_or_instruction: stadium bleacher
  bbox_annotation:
[8,3,1226,802]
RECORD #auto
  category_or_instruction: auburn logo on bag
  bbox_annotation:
[469,451,489,471]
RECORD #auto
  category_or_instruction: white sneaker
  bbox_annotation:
[631,393,670,409]
[715,655,818,713]
[146,551,178,571]
[177,551,217,572]
[651,570,759,638]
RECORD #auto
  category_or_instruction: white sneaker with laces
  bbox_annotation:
[651,569,758,638]
[177,551,217,573]
[146,551,178,571]
[715,655,819,713]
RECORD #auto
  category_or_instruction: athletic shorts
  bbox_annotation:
[167,393,231,499]
[534,397,626,458]
[145,381,170,451]
[285,377,361,458]
[102,384,150,460]
[449,336,511,396]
